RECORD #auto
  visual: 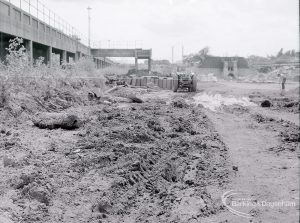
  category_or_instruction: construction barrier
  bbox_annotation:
[166,78,173,90]
[128,76,175,90]
[136,78,142,86]
[126,77,132,85]
[131,78,137,86]
[162,78,167,89]
[141,77,147,86]
[158,79,163,88]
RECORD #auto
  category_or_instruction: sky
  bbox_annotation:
[23,0,300,61]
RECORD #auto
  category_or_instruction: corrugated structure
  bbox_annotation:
[127,76,174,90]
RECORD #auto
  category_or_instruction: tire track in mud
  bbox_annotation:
[0,94,232,223]
[57,98,232,223]
[2,88,298,223]
[202,105,299,223]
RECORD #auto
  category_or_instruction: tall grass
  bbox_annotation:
[0,37,106,110]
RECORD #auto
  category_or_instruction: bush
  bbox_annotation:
[0,37,106,113]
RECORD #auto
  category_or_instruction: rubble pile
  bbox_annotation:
[70,98,230,222]
[0,92,231,222]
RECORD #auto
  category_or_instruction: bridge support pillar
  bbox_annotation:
[75,52,79,62]
[62,50,67,64]
[148,58,151,71]
[135,57,138,71]
[25,40,33,65]
[47,46,52,66]
[0,33,5,61]
[94,58,98,69]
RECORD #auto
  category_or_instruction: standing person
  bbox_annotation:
[278,67,288,95]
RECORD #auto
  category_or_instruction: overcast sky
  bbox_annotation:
[43,0,298,61]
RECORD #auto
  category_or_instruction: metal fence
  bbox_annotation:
[5,0,144,49]
[6,0,89,46]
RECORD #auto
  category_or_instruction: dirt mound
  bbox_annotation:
[251,93,299,113]
[0,86,231,222]
[270,120,300,153]
[252,113,275,123]
[66,102,230,222]
[1,77,106,125]
[272,97,299,113]
[261,100,271,107]
[171,99,189,108]
[251,114,299,153]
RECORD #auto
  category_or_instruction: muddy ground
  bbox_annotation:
[0,81,299,223]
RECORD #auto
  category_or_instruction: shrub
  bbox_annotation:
[0,37,106,112]
[5,37,30,81]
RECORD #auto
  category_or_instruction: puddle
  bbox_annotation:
[192,93,256,111]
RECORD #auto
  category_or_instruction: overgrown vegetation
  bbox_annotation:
[0,37,105,112]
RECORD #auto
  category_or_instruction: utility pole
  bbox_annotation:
[87,6,92,48]
[172,46,174,64]
[182,45,184,62]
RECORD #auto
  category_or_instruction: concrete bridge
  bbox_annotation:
[91,48,152,70]
[0,0,152,70]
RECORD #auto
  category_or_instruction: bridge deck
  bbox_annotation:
[91,48,152,59]
[0,0,151,70]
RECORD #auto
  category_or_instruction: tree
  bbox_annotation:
[291,50,296,57]
[276,48,283,57]
[284,50,291,56]
[183,46,209,66]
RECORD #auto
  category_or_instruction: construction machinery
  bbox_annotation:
[172,67,197,92]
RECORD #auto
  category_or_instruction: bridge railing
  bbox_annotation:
[91,40,143,49]
[3,0,147,51]
[5,0,89,46]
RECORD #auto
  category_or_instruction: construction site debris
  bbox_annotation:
[32,112,80,130]
[192,93,256,111]
[0,80,298,222]
[261,100,271,107]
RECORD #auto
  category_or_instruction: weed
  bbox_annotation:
[0,37,107,113]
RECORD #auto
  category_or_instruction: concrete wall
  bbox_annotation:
[0,0,90,55]
[0,0,115,68]
[237,68,258,77]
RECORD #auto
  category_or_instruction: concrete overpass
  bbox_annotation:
[0,0,152,70]
[91,48,152,70]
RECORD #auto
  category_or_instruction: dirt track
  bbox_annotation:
[0,81,299,222]
[199,81,299,222]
